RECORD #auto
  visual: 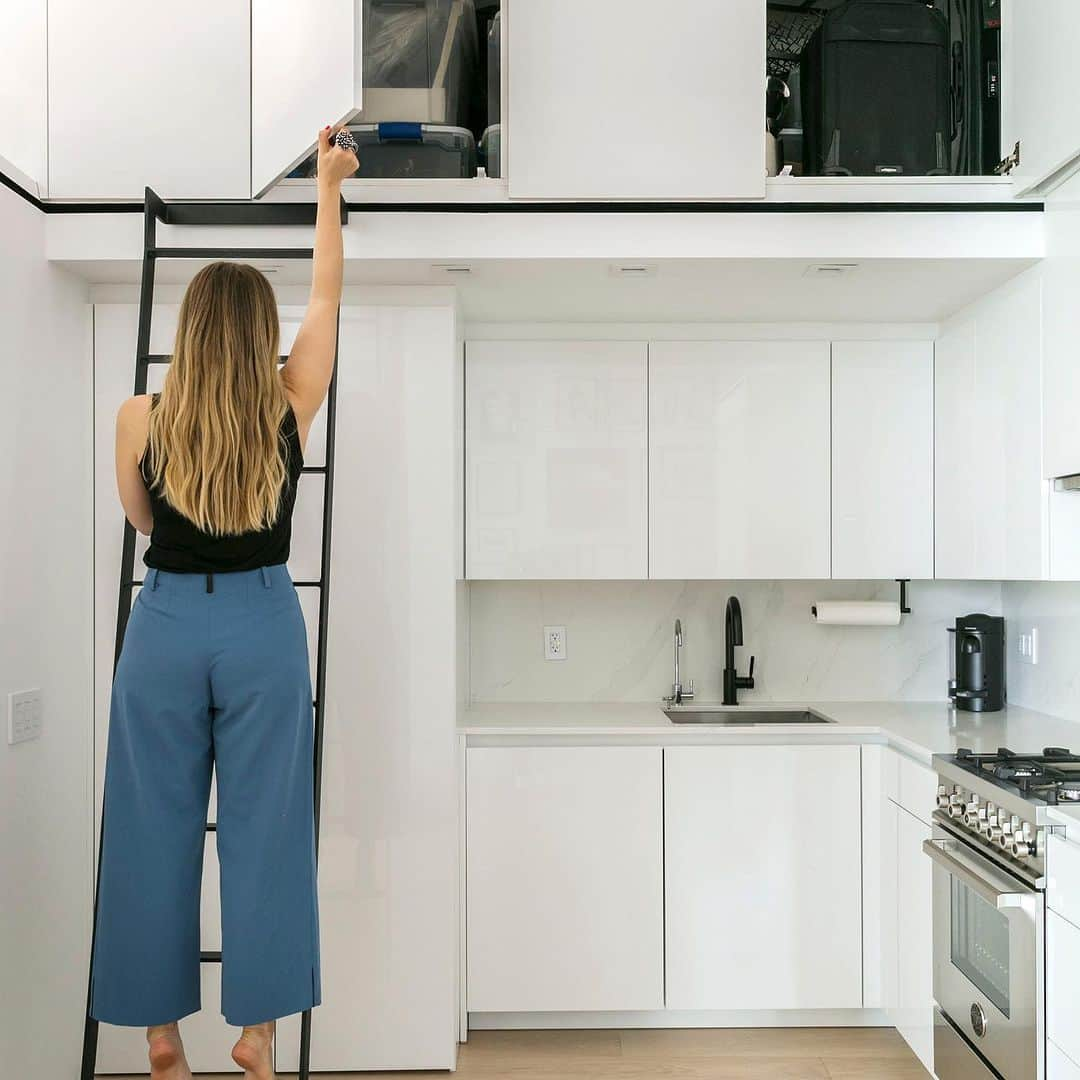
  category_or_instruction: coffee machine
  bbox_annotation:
[948,614,1005,713]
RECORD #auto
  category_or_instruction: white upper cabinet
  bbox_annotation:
[251,0,363,196]
[47,1,251,199]
[832,341,934,580]
[1003,0,1080,195]
[649,340,830,579]
[935,270,1048,580]
[466,340,648,579]
[0,1,47,191]
[506,0,766,200]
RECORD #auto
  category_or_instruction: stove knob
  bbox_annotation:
[936,786,951,809]
[949,791,965,806]
[982,815,999,837]
[965,806,987,827]
[987,825,1004,842]
[948,803,965,819]
[1011,840,1031,858]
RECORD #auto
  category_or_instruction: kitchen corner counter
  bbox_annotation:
[460,700,1075,767]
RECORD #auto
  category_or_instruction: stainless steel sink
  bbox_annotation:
[664,708,832,725]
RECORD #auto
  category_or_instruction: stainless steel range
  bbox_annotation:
[926,747,1076,1080]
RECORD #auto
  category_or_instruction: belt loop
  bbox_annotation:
[206,572,214,594]
[148,568,160,591]
[260,566,272,589]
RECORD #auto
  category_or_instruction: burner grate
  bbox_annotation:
[954,746,1080,804]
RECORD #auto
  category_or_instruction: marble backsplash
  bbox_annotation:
[468,579,1003,704]
[1002,581,1080,720]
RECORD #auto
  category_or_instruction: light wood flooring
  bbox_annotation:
[99,1026,931,1079]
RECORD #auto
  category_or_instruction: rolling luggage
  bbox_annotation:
[801,0,952,176]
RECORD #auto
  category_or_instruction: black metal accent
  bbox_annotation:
[81,186,338,1080]
[897,579,911,614]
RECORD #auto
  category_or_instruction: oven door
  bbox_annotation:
[924,833,1045,1080]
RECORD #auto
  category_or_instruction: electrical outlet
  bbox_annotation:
[544,625,567,661]
[1017,628,1039,666]
[8,689,42,745]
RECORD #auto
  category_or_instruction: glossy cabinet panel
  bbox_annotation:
[1048,910,1080,1071]
[466,340,648,579]
[832,341,934,580]
[466,746,664,1013]
[664,745,862,1010]
[895,806,934,1073]
[649,340,830,579]
[507,0,766,199]
[48,2,250,198]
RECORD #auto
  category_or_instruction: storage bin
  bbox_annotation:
[360,0,478,127]
[350,122,477,179]
[479,124,500,178]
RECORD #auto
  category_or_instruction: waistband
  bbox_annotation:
[144,563,292,595]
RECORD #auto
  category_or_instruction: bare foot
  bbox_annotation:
[231,1019,276,1080]
[146,1023,193,1080]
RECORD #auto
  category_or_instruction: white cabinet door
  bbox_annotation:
[1048,910,1080,1072]
[649,341,831,579]
[251,0,363,196]
[1049,1041,1080,1080]
[1003,0,1080,195]
[895,807,934,1075]
[0,1,47,190]
[466,746,664,1013]
[832,341,934,580]
[506,0,766,200]
[48,1,250,199]
[665,745,862,1011]
[935,271,1048,580]
[466,340,648,579]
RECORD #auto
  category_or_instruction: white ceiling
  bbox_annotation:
[71,256,1038,324]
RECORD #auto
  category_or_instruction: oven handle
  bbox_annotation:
[923,838,1037,911]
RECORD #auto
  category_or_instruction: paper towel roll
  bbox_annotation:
[810,601,902,627]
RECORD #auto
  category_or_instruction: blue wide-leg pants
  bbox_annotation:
[89,563,322,1027]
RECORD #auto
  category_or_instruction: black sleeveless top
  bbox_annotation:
[140,394,304,573]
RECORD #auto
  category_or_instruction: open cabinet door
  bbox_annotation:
[1003,0,1080,195]
[252,0,363,197]
[506,0,766,200]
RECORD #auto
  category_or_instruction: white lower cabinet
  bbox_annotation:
[894,806,933,1072]
[1050,1041,1080,1080]
[664,745,862,1010]
[1048,910,1080,1070]
[466,746,664,1012]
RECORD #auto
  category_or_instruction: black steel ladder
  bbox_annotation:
[80,187,344,1080]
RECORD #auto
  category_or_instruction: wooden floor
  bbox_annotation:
[100,1027,930,1079]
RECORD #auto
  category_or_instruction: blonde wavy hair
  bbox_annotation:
[147,262,289,536]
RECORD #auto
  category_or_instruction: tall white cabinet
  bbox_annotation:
[92,296,460,1073]
[649,340,831,579]
[466,340,648,579]
[831,341,934,580]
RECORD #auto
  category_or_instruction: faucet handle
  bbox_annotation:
[685,679,695,700]
[748,656,755,679]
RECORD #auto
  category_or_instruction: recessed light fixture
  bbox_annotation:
[609,263,658,278]
[803,263,860,278]
[432,263,474,275]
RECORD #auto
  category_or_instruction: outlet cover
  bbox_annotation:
[544,626,567,661]
[8,689,43,745]
[1017,628,1039,666]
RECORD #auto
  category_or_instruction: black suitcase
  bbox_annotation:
[801,0,952,176]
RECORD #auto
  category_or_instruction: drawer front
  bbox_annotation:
[1048,832,1080,927]
[897,753,937,825]
[933,1008,996,1080]
[1049,911,1080,1069]
[1050,1042,1080,1080]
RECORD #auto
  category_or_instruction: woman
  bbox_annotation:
[89,127,358,1080]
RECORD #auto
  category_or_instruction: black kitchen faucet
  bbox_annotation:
[722,595,756,706]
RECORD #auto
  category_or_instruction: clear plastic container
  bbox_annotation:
[348,122,477,179]
[360,0,478,127]
[479,124,500,178]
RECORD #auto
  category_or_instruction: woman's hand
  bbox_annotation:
[316,125,359,189]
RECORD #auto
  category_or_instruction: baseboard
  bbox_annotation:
[469,1008,894,1030]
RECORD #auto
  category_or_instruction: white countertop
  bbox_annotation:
[460,700,1080,767]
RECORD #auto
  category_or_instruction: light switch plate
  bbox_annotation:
[1017,628,1039,666]
[8,689,43,745]
[544,626,567,661]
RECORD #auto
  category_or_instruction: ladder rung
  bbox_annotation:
[301,466,327,474]
[138,354,290,366]
[150,247,314,261]
[200,950,222,963]
[162,202,323,228]
[205,822,216,832]
[292,581,323,589]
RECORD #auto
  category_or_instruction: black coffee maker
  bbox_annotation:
[948,614,1005,713]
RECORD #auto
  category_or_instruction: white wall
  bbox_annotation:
[0,2,48,190]
[1002,582,1080,718]
[0,187,93,1075]
[468,580,1002,704]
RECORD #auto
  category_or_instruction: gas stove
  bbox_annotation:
[931,746,1080,887]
